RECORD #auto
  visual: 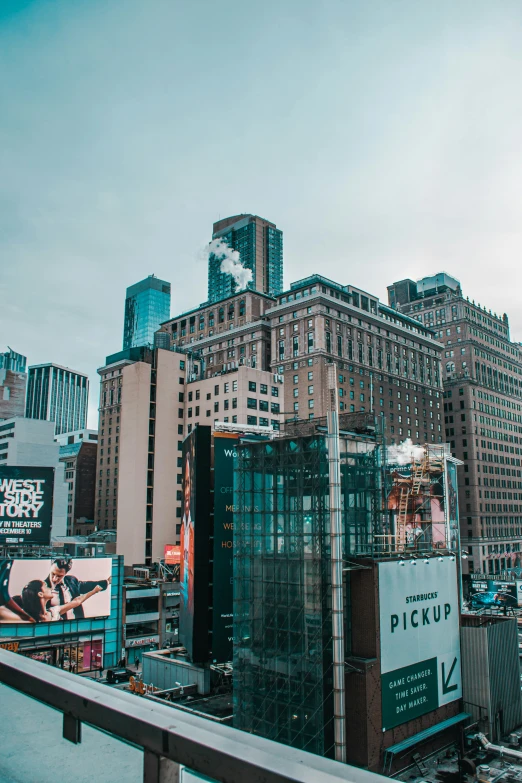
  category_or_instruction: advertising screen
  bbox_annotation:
[385,461,446,550]
[0,557,112,624]
[469,578,522,610]
[212,434,238,663]
[179,426,211,663]
[164,545,181,565]
[445,459,460,552]
[379,557,462,731]
[0,467,55,545]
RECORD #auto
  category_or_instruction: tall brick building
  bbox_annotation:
[95,275,444,566]
[388,273,522,574]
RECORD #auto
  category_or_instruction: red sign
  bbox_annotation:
[164,545,180,564]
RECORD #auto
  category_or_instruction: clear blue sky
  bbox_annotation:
[2,0,522,426]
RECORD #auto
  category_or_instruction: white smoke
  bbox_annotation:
[387,438,425,466]
[208,238,253,291]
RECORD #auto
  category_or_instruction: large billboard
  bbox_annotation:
[379,557,462,731]
[179,426,211,663]
[212,434,238,663]
[0,557,112,624]
[469,578,522,610]
[0,467,54,545]
[445,459,460,552]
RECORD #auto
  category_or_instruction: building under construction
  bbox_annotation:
[233,407,465,772]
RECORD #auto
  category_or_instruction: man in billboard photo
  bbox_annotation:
[21,580,104,623]
[44,558,111,620]
[180,451,194,616]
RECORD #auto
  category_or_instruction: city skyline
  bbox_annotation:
[2,0,522,427]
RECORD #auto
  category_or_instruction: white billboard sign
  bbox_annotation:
[379,556,462,730]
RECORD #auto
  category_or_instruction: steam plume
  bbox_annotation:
[208,238,253,290]
[387,438,425,466]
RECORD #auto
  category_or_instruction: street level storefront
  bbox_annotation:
[0,556,123,673]
[1,635,103,673]
[125,634,160,666]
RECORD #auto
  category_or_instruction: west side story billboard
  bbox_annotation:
[212,433,238,663]
[379,557,462,730]
[0,467,54,545]
[179,426,211,663]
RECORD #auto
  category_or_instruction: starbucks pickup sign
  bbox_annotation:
[379,557,462,731]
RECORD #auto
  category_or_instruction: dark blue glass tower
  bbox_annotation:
[123,275,171,350]
[208,214,283,303]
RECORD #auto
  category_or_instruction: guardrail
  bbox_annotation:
[0,649,389,783]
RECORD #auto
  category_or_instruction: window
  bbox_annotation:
[293,388,299,397]
[233,380,238,392]
[271,386,279,397]
[232,398,237,409]
[259,399,268,411]
[308,399,314,409]
[247,416,257,425]
[260,384,268,394]
[293,402,299,411]
[247,398,257,409]
[308,385,314,394]
[308,371,313,380]
[248,381,257,392]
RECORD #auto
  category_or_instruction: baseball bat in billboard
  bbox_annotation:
[0,467,55,545]
[0,557,112,624]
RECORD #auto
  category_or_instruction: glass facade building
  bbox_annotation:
[233,416,383,758]
[25,364,89,436]
[208,215,283,303]
[123,275,171,350]
[0,348,26,373]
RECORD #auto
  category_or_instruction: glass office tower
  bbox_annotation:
[25,364,89,435]
[208,215,283,303]
[123,275,171,349]
[233,415,383,758]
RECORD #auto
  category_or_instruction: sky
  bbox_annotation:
[2,0,522,428]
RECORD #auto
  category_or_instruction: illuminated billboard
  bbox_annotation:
[179,426,211,663]
[0,557,112,624]
[379,557,462,730]
[469,578,522,610]
[0,467,54,545]
[212,433,238,663]
[164,545,180,565]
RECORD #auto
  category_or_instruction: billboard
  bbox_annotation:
[445,459,460,552]
[385,460,446,550]
[0,557,112,624]
[0,467,54,545]
[212,434,238,663]
[179,426,211,663]
[379,557,462,731]
[469,578,522,610]
[164,545,180,565]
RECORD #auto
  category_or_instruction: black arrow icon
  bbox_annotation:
[442,657,458,694]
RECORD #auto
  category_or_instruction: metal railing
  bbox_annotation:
[0,649,389,783]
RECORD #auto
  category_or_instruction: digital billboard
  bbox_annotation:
[212,434,238,663]
[179,426,211,663]
[445,459,460,552]
[0,557,112,624]
[385,460,446,550]
[469,578,522,610]
[379,557,462,730]
[0,467,55,545]
[164,545,180,565]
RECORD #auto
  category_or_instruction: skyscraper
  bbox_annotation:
[0,347,27,420]
[123,274,171,349]
[387,272,522,575]
[208,214,283,303]
[25,363,89,436]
